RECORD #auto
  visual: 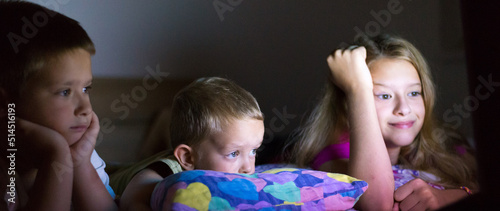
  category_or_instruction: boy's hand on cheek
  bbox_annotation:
[70,112,99,166]
[16,118,71,169]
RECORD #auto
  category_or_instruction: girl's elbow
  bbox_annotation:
[377,201,395,211]
[356,201,394,211]
[356,192,394,211]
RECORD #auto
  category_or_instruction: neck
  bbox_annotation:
[387,147,401,165]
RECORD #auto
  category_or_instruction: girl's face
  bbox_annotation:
[369,58,425,150]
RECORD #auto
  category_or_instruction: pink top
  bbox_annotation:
[310,134,446,191]
[311,132,469,170]
[310,132,350,170]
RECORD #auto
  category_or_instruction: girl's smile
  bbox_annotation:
[369,58,425,151]
[389,121,415,129]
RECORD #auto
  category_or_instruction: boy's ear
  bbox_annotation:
[174,144,195,171]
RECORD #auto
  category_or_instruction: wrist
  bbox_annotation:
[343,81,373,94]
[73,158,94,173]
[46,146,73,167]
[345,87,374,106]
[439,188,472,208]
[460,186,472,196]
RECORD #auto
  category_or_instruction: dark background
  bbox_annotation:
[25,0,478,165]
[23,0,500,206]
[28,0,472,143]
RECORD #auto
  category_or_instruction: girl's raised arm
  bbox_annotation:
[327,47,394,210]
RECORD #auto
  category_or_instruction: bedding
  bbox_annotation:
[392,165,444,190]
[151,168,368,211]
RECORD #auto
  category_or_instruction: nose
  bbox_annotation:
[74,93,92,117]
[394,96,411,116]
[239,157,254,174]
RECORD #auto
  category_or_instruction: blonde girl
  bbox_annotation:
[293,34,477,210]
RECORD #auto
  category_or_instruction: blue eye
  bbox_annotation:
[409,91,421,97]
[250,149,257,156]
[377,94,391,100]
[83,86,92,94]
[227,151,239,158]
[59,89,70,96]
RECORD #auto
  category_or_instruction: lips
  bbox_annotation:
[389,121,415,129]
[70,125,88,132]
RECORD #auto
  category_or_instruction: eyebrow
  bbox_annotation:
[219,140,263,150]
[60,79,93,86]
[373,82,421,88]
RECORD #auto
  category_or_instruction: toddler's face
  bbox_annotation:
[18,48,93,145]
[369,58,425,150]
[193,118,264,174]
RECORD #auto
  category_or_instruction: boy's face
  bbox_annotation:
[18,48,93,145]
[193,118,264,174]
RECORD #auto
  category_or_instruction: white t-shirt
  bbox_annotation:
[91,150,115,198]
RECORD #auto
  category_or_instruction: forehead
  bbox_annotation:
[207,118,264,148]
[369,58,420,84]
[32,49,92,84]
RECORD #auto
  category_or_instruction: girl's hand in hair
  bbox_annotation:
[327,46,373,95]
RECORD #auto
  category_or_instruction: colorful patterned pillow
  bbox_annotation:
[150,168,368,211]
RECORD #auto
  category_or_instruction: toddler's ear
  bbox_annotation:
[174,144,195,171]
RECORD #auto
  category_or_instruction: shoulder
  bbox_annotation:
[110,150,173,196]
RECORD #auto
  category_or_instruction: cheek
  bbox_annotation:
[19,100,55,125]
[212,159,238,173]
[412,100,426,117]
[375,104,391,122]
[37,103,69,124]
[196,152,225,170]
[203,162,228,173]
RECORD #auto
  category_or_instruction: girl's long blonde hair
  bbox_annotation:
[293,34,477,189]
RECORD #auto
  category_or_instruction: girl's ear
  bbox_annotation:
[174,144,195,170]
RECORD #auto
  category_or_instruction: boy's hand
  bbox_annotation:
[70,112,118,211]
[16,118,74,211]
[16,118,71,169]
[327,46,373,95]
[70,112,99,166]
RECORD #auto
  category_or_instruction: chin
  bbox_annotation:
[397,136,417,147]
[385,134,417,147]
[67,135,83,146]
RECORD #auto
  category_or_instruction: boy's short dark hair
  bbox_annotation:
[169,77,264,149]
[0,1,95,101]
